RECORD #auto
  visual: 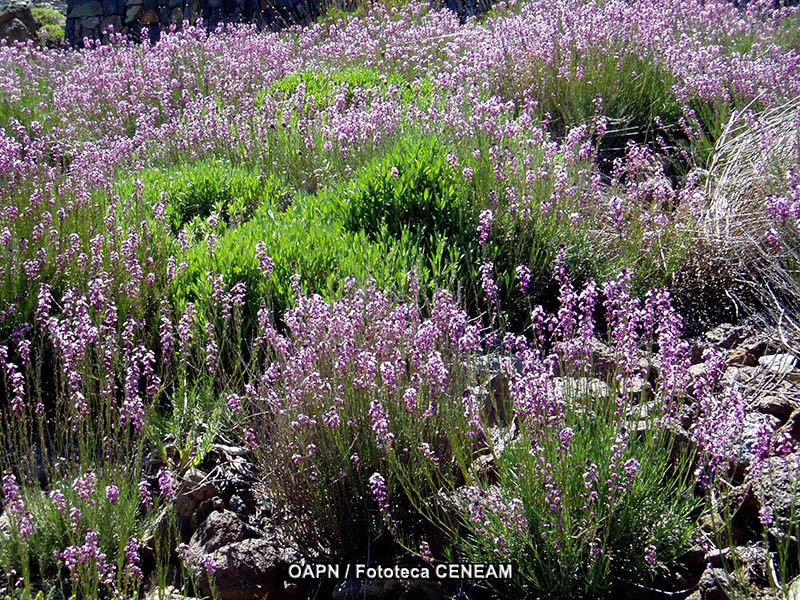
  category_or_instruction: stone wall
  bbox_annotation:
[65,0,489,46]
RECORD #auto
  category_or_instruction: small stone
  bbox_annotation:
[82,15,100,27]
[0,509,10,537]
[774,409,800,445]
[678,545,707,572]
[755,396,797,421]
[67,0,103,18]
[175,468,219,538]
[144,585,191,600]
[125,5,142,22]
[697,567,731,600]
[705,323,746,349]
[788,575,800,600]
[758,353,798,375]
[727,346,757,367]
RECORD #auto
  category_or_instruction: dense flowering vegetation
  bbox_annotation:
[1,0,799,597]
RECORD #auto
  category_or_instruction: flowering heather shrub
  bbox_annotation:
[253,277,483,555]
[0,467,148,598]
[0,0,799,596]
[448,262,699,599]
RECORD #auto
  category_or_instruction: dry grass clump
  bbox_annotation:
[683,97,800,344]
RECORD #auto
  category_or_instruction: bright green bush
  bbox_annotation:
[31,8,65,48]
[267,66,430,111]
[173,193,441,334]
[115,160,280,234]
[340,135,474,248]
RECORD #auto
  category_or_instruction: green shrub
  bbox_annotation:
[116,160,281,234]
[173,193,443,340]
[266,66,433,112]
[31,8,65,48]
[340,135,477,254]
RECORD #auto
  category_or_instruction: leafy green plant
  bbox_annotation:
[340,135,474,248]
[116,161,281,234]
[31,8,65,48]
[173,192,442,337]
[267,66,430,111]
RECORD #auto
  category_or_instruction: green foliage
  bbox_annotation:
[116,160,281,233]
[31,8,65,48]
[341,135,477,253]
[30,8,64,27]
[174,193,439,329]
[36,24,65,48]
[268,66,425,110]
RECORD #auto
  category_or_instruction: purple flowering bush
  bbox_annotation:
[1,0,799,596]
[252,277,484,555]
[446,262,700,598]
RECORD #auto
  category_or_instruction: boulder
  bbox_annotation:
[190,510,262,555]
[195,538,283,600]
[0,0,36,43]
[187,510,284,600]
